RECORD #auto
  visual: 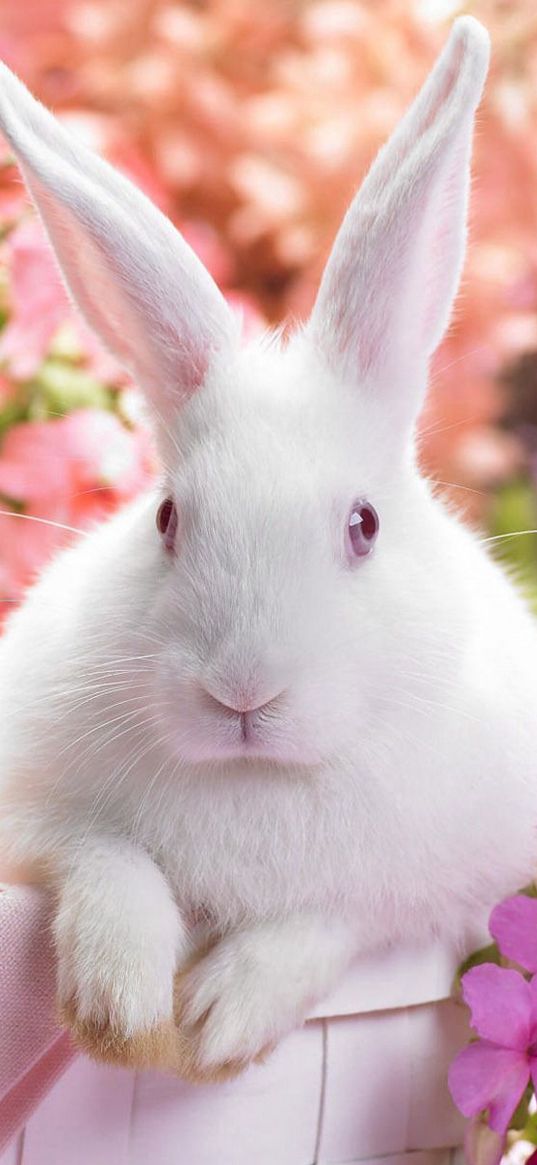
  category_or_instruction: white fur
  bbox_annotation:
[54,838,188,1034]
[178,915,352,1068]
[0,18,535,1071]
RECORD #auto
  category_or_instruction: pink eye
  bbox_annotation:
[346,500,379,559]
[156,497,178,552]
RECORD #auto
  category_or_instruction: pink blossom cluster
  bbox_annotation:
[0,211,154,613]
[450,895,537,1164]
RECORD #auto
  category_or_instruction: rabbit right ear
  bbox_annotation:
[305,17,490,439]
[0,65,238,446]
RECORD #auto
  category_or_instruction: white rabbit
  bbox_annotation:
[0,16,535,1080]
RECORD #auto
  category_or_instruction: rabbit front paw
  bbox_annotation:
[53,838,188,1067]
[172,929,316,1083]
[56,920,179,1068]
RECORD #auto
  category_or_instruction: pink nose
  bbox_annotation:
[204,693,282,745]
[202,688,282,718]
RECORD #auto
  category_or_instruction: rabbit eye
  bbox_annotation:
[156,497,178,552]
[346,500,379,560]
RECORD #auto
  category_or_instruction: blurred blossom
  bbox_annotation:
[0,218,69,380]
[0,216,125,384]
[224,291,267,340]
[0,509,65,601]
[0,411,157,614]
[0,410,156,510]
[181,221,235,285]
[452,429,524,490]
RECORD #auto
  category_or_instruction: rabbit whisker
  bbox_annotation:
[0,509,86,535]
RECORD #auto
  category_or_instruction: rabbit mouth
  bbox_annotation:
[155,675,325,766]
[169,709,323,767]
[176,729,314,766]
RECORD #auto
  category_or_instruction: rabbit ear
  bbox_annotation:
[0,65,238,428]
[306,17,490,430]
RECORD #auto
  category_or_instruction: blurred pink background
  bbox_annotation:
[0,0,536,617]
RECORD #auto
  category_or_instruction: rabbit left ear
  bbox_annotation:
[0,64,238,436]
[306,17,490,431]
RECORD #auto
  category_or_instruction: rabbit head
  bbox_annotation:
[0,18,490,772]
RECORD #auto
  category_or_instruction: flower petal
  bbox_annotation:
[461,964,531,1048]
[490,896,537,973]
[488,1066,531,1135]
[448,1041,529,1133]
[527,974,537,1037]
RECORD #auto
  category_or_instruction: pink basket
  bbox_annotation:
[0,885,475,1164]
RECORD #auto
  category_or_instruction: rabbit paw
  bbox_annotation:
[56,900,180,1068]
[172,930,312,1083]
[61,998,178,1070]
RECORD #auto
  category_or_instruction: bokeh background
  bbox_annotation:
[0,0,536,619]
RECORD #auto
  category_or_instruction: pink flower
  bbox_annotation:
[449,964,537,1133]
[181,221,234,285]
[224,290,267,339]
[57,409,157,503]
[0,507,66,603]
[489,896,537,973]
[0,218,70,379]
[449,895,537,1135]
[0,418,73,501]
[0,217,126,384]
[0,410,157,610]
[0,410,156,509]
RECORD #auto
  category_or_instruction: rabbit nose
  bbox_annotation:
[202,688,283,717]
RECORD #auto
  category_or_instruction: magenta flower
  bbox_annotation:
[489,895,537,974]
[449,894,537,1134]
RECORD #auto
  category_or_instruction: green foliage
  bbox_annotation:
[489,478,537,612]
[33,360,113,418]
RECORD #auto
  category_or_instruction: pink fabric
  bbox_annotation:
[0,886,75,1149]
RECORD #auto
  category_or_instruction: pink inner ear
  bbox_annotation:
[31,177,216,404]
[312,187,431,380]
[306,18,489,397]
